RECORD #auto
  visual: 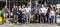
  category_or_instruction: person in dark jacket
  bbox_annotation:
[32,0,39,8]
[33,4,39,23]
[31,0,39,13]
[12,5,19,24]
[46,6,50,23]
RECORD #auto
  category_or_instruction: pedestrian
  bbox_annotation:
[49,8,56,24]
[49,4,56,24]
[20,4,25,23]
[12,5,19,24]
[2,6,10,24]
[3,6,8,18]
[33,4,39,23]
[25,4,31,24]
[45,5,50,23]
[40,4,47,23]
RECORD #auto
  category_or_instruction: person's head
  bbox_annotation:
[46,5,49,9]
[4,6,7,8]
[22,4,25,8]
[19,6,21,8]
[23,4,25,7]
[41,4,44,7]
[34,4,38,8]
[50,4,53,8]
[16,5,18,8]
[53,4,56,8]
[13,5,16,8]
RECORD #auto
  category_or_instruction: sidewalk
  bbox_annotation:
[0,23,59,27]
[0,15,60,27]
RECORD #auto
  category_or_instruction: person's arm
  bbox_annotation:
[44,8,47,15]
[55,8,57,14]
[38,8,41,15]
[17,8,20,14]
[46,8,48,14]
[29,7,31,13]
[12,8,14,12]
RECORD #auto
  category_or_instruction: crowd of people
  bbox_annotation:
[1,4,57,24]
[1,0,58,24]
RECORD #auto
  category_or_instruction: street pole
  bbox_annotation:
[30,0,31,19]
[14,0,15,5]
[8,0,10,9]
[9,0,10,19]
[30,0,31,8]
[6,0,7,7]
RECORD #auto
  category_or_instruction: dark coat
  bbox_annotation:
[12,8,19,15]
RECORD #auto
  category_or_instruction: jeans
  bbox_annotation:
[20,13,25,21]
[55,14,57,24]
[40,13,46,23]
[50,15,56,23]
[13,15,18,22]
[33,13,39,23]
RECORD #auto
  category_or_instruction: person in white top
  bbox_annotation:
[25,4,31,24]
[40,5,47,15]
[49,9,56,24]
[25,7,31,13]
[40,4,47,23]
[19,6,21,10]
